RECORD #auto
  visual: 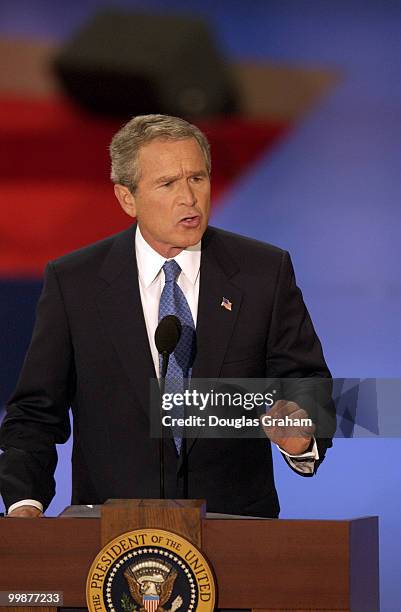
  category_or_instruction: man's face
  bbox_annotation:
[114,137,211,258]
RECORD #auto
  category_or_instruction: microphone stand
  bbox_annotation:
[181,419,188,499]
[180,375,190,499]
[159,351,169,499]
[159,356,190,499]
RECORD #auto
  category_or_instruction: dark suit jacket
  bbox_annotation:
[0,225,333,516]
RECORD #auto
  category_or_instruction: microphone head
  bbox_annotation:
[155,315,182,355]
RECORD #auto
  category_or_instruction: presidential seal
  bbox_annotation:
[86,528,216,611]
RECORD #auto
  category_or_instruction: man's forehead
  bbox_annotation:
[138,137,204,164]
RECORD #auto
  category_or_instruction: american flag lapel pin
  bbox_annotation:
[221,297,232,312]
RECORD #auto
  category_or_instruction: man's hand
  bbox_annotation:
[7,505,43,518]
[261,400,314,455]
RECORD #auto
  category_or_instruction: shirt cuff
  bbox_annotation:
[277,438,319,460]
[7,499,44,515]
[276,438,319,475]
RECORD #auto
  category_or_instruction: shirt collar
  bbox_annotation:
[135,225,201,288]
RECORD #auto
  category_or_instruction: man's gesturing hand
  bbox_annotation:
[261,400,315,455]
[7,505,43,518]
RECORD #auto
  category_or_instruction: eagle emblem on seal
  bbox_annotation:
[124,558,183,612]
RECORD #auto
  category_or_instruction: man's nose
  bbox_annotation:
[177,180,196,205]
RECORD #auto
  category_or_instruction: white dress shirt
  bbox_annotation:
[135,225,201,377]
[8,226,317,514]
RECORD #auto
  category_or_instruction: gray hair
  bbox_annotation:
[109,114,211,192]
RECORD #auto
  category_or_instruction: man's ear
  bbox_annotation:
[114,184,137,218]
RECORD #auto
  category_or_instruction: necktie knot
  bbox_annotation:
[162,259,181,283]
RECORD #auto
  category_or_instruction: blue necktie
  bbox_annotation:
[158,260,196,452]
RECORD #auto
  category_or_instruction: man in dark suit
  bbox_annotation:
[0,115,333,518]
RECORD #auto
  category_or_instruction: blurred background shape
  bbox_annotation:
[53,10,237,118]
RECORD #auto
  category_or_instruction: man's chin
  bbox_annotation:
[174,225,205,247]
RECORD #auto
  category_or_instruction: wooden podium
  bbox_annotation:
[0,500,379,611]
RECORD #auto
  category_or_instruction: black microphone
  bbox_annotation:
[155,315,182,377]
[154,315,182,498]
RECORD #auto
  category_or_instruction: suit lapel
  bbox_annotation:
[192,227,243,379]
[96,225,156,418]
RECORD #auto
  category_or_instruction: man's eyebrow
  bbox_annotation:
[154,174,181,185]
[189,169,208,177]
[153,170,208,184]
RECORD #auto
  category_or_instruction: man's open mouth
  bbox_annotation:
[179,215,200,227]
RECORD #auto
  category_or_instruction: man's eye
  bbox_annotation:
[161,181,173,188]
[191,176,203,183]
